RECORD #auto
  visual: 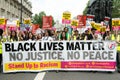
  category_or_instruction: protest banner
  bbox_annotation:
[2,41,116,73]
[62,11,71,24]
[86,14,95,21]
[16,20,20,27]
[32,24,39,33]
[24,18,31,24]
[90,22,101,31]
[7,20,18,31]
[23,18,31,31]
[100,26,106,33]
[0,18,6,30]
[77,15,86,28]
[71,20,78,29]
[42,16,53,29]
[112,19,120,30]
[0,18,5,25]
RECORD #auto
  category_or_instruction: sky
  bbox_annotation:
[29,0,89,22]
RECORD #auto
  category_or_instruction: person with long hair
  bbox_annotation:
[42,29,53,41]
[18,31,24,41]
[24,31,29,41]
[60,31,67,40]
[28,32,34,41]
[10,30,18,41]
[37,33,42,41]
[64,27,70,40]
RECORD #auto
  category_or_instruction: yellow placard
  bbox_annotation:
[62,12,71,20]
[71,20,78,27]
[4,61,61,72]
[24,19,31,24]
[91,22,101,31]
[0,18,5,25]
[112,20,120,26]
[16,20,20,27]
[90,21,95,28]
[94,23,101,31]
[100,26,106,32]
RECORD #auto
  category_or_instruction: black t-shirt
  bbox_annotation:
[87,34,93,40]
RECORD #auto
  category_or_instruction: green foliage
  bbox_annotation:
[112,0,120,18]
[32,11,55,28]
[83,0,120,18]
[83,7,88,15]
[83,0,90,15]
[32,11,46,28]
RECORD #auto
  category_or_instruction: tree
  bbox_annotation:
[83,0,90,15]
[112,0,120,18]
[32,11,55,28]
[83,0,120,18]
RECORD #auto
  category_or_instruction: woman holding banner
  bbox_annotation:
[36,33,43,41]
[60,31,67,40]
[42,29,53,41]
[64,27,71,40]
[28,32,34,41]
[10,30,18,42]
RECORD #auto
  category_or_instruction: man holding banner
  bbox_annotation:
[116,32,120,73]
[0,29,3,71]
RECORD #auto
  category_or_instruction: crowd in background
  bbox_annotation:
[2,27,117,42]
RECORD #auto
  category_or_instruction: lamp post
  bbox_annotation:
[20,0,23,29]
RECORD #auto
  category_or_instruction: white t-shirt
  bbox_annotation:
[42,36,53,41]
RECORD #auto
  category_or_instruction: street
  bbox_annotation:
[0,71,120,80]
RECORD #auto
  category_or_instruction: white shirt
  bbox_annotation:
[42,36,53,41]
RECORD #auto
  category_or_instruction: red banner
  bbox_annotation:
[77,15,86,28]
[32,24,39,34]
[42,16,53,29]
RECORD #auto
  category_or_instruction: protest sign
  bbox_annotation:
[42,16,53,29]
[0,18,5,25]
[62,11,71,24]
[0,18,6,30]
[24,19,31,24]
[71,20,78,28]
[112,19,120,31]
[2,41,116,73]
[77,15,86,28]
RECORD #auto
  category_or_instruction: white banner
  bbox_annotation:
[2,41,117,73]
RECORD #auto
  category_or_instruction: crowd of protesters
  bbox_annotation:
[0,27,116,42]
[0,27,120,72]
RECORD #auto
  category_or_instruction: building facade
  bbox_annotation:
[0,0,32,20]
